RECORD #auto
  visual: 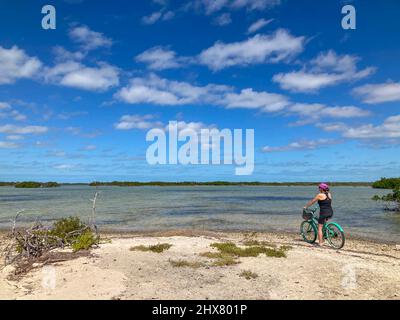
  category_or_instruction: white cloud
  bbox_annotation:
[115,75,371,123]
[263,138,340,152]
[352,81,400,104]
[53,164,75,170]
[69,25,112,51]
[0,46,42,85]
[115,114,163,130]
[0,125,48,134]
[247,18,273,34]
[135,47,184,70]
[142,11,163,24]
[273,50,375,92]
[142,11,175,25]
[0,109,27,121]
[52,46,86,62]
[198,0,281,14]
[6,135,24,141]
[45,61,119,91]
[65,127,101,138]
[288,103,370,119]
[0,102,11,110]
[213,13,232,26]
[342,115,400,139]
[0,141,19,149]
[198,29,305,70]
[115,74,231,105]
[81,145,97,151]
[165,120,216,132]
[222,88,290,112]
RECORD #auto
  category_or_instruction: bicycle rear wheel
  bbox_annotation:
[325,224,345,249]
[300,221,317,244]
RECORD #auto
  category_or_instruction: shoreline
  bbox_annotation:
[1,228,398,246]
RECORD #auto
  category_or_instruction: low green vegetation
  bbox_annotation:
[239,270,258,280]
[14,216,99,256]
[199,252,239,266]
[372,178,400,212]
[89,181,372,187]
[130,243,172,253]
[199,242,288,267]
[14,181,60,188]
[210,242,287,258]
[372,177,400,189]
[242,240,276,248]
[71,230,99,252]
[372,187,400,212]
[49,217,99,252]
[169,259,203,268]
[0,182,14,186]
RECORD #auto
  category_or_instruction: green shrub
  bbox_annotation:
[372,187,400,212]
[169,259,203,268]
[50,217,87,243]
[130,243,172,253]
[240,270,258,280]
[210,242,286,258]
[72,230,99,252]
[372,178,400,189]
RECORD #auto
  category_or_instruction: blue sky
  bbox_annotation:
[0,0,399,182]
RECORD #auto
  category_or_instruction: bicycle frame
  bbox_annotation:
[308,212,344,237]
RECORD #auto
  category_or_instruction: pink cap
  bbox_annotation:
[319,183,330,191]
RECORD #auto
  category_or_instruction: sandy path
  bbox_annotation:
[1,232,399,300]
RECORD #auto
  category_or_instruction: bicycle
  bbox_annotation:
[300,208,345,249]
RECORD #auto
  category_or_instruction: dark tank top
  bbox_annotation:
[318,193,333,216]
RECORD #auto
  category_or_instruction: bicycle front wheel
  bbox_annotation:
[300,221,317,244]
[325,224,345,249]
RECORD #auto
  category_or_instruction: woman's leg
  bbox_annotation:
[318,223,324,245]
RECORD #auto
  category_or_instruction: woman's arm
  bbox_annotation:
[304,194,321,209]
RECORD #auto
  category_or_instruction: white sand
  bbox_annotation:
[1,231,399,300]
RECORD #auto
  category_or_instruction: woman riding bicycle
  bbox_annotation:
[304,183,333,246]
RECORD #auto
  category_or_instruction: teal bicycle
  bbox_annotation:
[300,208,345,249]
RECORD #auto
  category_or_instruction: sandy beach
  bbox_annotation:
[0,230,399,300]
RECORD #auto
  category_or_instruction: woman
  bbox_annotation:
[304,183,333,246]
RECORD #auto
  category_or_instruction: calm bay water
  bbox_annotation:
[0,185,399,242]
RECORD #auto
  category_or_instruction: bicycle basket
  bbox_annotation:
[302,208,315,219]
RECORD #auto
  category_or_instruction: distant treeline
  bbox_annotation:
[372,177,400,189]
[1,181,61,188]
[89,181,373,187]
[0,181,375,188]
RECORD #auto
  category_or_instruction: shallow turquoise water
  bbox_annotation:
[0,185,399,242]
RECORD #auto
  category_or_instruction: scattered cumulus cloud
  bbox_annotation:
[263,138,340,152]
[223,88,290,112]
[197,0,281,15]
[0,141,19,149]
[0,125,48,135]
[247,18,273,34]
[142,10,175,25]
[135,47,186,70]
[352,81,400,104]
[45,61,119,91]
[213,13,232,26]
[69,25,112,51]
[198,29,305,70]
[342,115,400,139]
[273,50,375,92]
[0,46,42,85]
[115,74,231,106]
[115,114,163,130]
